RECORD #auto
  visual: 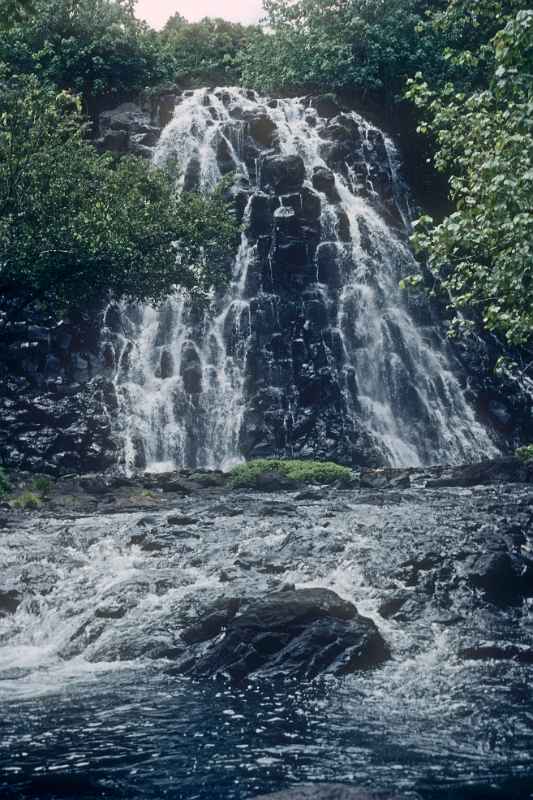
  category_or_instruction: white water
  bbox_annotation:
[105,88,498,472]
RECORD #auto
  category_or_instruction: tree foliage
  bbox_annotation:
[0,0,172,107]
[0,0,35,26]
[407,5,533,346]
[241,0,445,104]
[161,15,258,88]
[0,73,238,317]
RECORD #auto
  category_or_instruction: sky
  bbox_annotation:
[136,0,264,29]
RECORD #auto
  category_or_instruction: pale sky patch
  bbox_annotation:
[136,0,265,29]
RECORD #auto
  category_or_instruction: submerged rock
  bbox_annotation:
[467,549,522,604]
[0,589,22,616]
[176,588,390,682]
[459,644,533,664]
[252,785,401,800]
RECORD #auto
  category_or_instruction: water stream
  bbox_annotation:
[1,481,532,798]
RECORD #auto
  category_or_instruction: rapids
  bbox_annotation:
[1,475,532,799]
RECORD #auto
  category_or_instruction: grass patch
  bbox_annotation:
[140,489,158,499]
[516,445,533,463]
[13,491,43,510]
[0,467,10,497]
[229,459,353,489]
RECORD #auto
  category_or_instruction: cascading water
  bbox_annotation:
[105,88,498,473]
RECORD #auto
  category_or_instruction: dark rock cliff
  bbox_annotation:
[0,308,116,474]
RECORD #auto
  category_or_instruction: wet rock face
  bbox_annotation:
[0,309,117,475]
[176,588,390,682]
[96,102,162,159]
[261,154,306,194]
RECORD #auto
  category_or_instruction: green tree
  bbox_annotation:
[407,6,533,347]
[161,16,259,88]
[241,0,444,105]
[0,73,238,320]
[0,0,35,26]
[0,0,173,108]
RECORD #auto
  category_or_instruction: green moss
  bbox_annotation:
[229,459,353,489]
[13,491,43,510]
[0,467,10,497]
[516,445,533,463]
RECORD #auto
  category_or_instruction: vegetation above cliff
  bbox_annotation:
[0,0,531,356]
[0,71,237,319]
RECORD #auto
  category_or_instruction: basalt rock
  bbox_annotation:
[96,102,161,158]
[0,589,22,616]
[459,644,533,664]
[312,166,340,201]
[0,308,117,475]
[176,588,390,682]
[261,154,306,195]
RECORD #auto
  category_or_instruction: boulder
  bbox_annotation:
[261,154,306,195]
[181,364,203,395]
[0,589,22,616]
[159,349,174,380]
[274,240,308,270]
[467,550,522,603]
[378,593,410,619]
[425,458,532,488]
[217,135,237,175]
[312,167,340,202]
[459,644,533,664]
[130,127,161,147]
[96,130,129,155]
[291,187,322,223]
[181,597,241,645]
[244,111,277,148]
[309,94,342,119]
[99,102,151,136]
[79,474,111,495]
[317,243,344,288]
[177,588,390,681]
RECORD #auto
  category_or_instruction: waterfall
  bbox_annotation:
[104,88,498,472]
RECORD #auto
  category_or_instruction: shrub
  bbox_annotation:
[516,445,533,463]
[13,491,43,510]
[229,459,353,489]
[31,476,53,495]
[0,467,10,496]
